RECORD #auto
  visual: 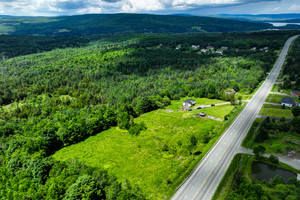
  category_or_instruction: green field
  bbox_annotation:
[265,94,298,104]
[54,98,237,199]
[259,107,294,119]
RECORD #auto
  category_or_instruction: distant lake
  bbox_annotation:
[269,22,300,27]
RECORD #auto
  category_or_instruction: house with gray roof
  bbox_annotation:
[281,97,297,107]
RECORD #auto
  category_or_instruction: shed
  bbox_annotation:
[200,112,206,117]
[281,97,297,107]
[183,99,196,107]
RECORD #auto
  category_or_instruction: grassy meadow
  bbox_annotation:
[265,94,298,104]
[259,107,294,119]
[54,98,239,199]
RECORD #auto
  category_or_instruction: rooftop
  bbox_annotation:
[281,97,296,104]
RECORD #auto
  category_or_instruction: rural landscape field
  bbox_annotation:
[0,1,300,200]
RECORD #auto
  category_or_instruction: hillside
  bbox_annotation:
[0,13,273,35]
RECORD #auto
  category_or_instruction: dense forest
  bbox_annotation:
[282,37,300,91]
[0,14,273,36]
[0,31,299,199]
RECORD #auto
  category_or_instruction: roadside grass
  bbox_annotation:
[235,92,253,100]
[271,84,279,92]
[259,107,294,119]
[242,118,264,149]
[212,154,252,200]
[262,104,282,109]
[212,153,300,200]
[265,94,298,104]
[53,98,242,199]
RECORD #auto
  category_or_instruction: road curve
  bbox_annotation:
[172,35,299,200]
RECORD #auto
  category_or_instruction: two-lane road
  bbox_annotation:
[172,35,299,200]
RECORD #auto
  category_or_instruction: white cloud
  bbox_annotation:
[121,0,164,12]
[288,4,300,11]
[0,0,297,16]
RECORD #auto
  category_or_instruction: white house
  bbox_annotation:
[192,45,200,49]
[183,99,196,107]
[281,97,297,107]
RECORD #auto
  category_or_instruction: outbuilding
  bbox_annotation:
[291,90,300,96]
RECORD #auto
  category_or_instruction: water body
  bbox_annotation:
[269,22,300,27]
[252,162,296,183]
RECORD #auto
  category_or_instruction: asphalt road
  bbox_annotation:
[172,35,299,200]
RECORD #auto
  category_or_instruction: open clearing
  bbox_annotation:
[259,107,294,119]
[53,98,237,199]
[265,94,298,104]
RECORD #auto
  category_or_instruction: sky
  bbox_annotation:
[0,0,300,16]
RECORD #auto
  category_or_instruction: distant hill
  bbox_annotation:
[0,13,272,35]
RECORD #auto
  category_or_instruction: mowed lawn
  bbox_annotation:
[53,98,235,199]
[259,107,294,119]
[265,94,298,104]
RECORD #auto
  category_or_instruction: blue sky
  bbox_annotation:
[0,0,300,16]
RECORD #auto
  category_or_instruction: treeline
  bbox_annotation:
[254,117,300,143]
[0,32,298,199]
[283,37,300,90]
[0,35,91,59]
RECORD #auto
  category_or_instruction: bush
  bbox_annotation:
[253,145,266,159]
[292,106,300,117]
[269,155,279,164]
[128,122,147,136]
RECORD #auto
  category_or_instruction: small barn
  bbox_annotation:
[281,97,297,107]
[183,99,196,107]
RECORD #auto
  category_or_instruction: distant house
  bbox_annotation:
[192,45,200,49]
[281,97,297,107]
[216,50,223,55]
[221,46,228,50]
[225,89,236,95]
[183,99,196,107]
[291,90,300,96]
[176,44,182,50]
[201,49,208,53]
[207,46,214,50]
[251,47,257,51]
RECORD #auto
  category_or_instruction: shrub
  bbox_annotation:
[128,122,147,136]
[269,155,279,164]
